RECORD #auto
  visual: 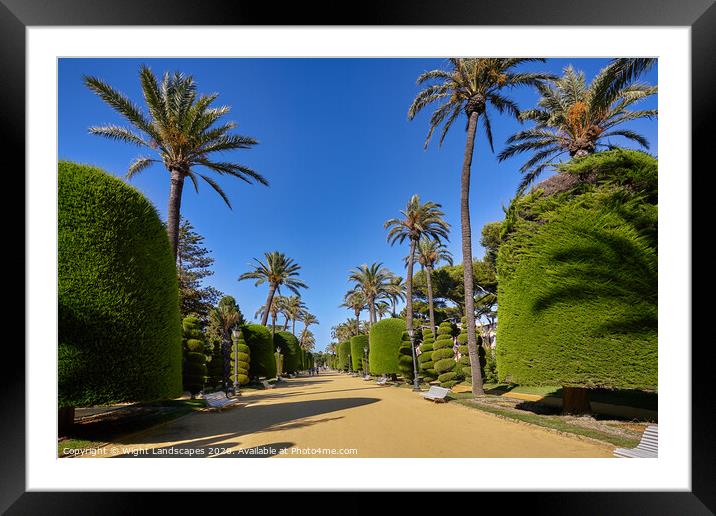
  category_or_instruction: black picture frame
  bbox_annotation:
[3,0,712,512]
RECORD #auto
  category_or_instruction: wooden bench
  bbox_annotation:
[422,385,451,403]
[203,391,241,411]
[261,380,276,389]
[614,424,658,458]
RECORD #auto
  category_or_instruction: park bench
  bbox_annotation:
[261,380,276,390]
[363,375,372,381]
[203,391,241,412]
[422,385,451,403]
[614,424,658,458]
[376,376,388,386]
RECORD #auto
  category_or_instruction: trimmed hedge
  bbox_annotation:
[432,321,458,388]
[496,150,658,390]
[58,161,182,407]
[337,341,351,371]
[182,317,207,396]
[368,318,406,376]
[350,335,369,372]
[242,324,277,379]
[398,331,415,382]
[230,329,251,386]
[275,331,301,373]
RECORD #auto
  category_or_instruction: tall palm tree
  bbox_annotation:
[255,295,284,337]
[375,301,391,321]
[299,328,316,351]
[341,289,367,333]
[386,275,405,318]
[348,263,393,327]
[239,251,307,326]
[84,66,268,259]
[414,237,453,335]
[498,63,657,192]
[409,58,550,397]
[300,312,319,347]
[280,295,306,335]
[385,195,450,389]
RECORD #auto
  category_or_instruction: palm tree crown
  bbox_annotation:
[414,237,453,269]
[498,62,657,192]
[384,194,450,246]
[348,263,393,325]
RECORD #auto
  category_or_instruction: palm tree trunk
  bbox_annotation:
[166,168,185,260]
[425,264,436,336]
[406,239,419,386]
[261,284,277,326]
[461,111,485,397]
[292,318,296,336]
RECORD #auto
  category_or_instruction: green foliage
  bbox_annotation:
[206,340,224,389]
[181,317,207,395]
[368,318,406,375]
[337,341,351,371]
[58,161,182,407]
[230,330,251,386]
[496,150,657,389]
[350,335,369,371]
[177,219,223,320]
[431,321,458,387]
[274,331,302,373]
[242,324,277,379]
[398,331,415,382]
[418,328,437,381]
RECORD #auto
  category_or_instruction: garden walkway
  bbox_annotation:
[91,373,613,458]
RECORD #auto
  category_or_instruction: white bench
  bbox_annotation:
[363,375,372,381]
[376,377,388,386]
[422,385,451,402]
[203,391,241,411]
[614,424,658,458]
[261,380,276,389]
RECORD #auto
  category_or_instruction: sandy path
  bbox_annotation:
[94,373,613,458]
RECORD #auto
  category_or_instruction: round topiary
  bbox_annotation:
[418,328,437,382]
[58,161,182,407]
[230,329,251,386]
[368,318,406,376]
[181,317,207,396]
[350,335,369,372]
[432,321,458,388]
[242,324,277,379]
[398,331,415,383]
[274,331,301,373]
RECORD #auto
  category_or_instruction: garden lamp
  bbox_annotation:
[231,328,241,396]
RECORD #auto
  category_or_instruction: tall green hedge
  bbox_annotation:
[432,321,458,388]
[337,341,351,371]
[418,328,437,382]
[242,324,277,379]
[58,161,182,407]
[496,150,658,390]
[182,317,207,396]
[368,318,406,376]
[350,335,369,372]
[230,329,251,386]
[275,331,301,373]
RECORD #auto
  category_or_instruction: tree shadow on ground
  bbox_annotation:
[109,397,379,457]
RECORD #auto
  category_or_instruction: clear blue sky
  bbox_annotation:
[58,58,658,351]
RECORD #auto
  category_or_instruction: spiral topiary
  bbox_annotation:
[230,329,251,386]
[398,331,415,383]
[181,317,207,397]
[418,327,437,382]
[432,321,458,388]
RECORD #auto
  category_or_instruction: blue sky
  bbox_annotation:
[58,58,658,351]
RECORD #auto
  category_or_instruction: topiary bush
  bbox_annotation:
[274,331,301,373]
[337,341,351,371]
[350,335,369,372]
[230,329,251,386]
[368,318,406,376]
[242,324,277,379]
[58,161,182,408]
[206,340,224,390]
[432,321,458,388]
[496,150,658,411]
[181,317,207,397]
[418,327,437,382]
[398,331,415,382]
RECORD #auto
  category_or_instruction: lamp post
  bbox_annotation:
[231,328,241,397]
[408,328,421,392]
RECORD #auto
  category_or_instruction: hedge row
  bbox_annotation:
[275,331,301,373]
[368,318,406,375]
[337,341,351,371]
[350,335,369,371]
[242,324,277,379]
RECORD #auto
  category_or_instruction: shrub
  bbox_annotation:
[418,328,437,382]
[350,335,369,372]
[337,341,351,371]
[496,150,657,392]
[274,331,301,373]
[206,340,224,389]
[242,324,277,379]
[230,329,251,386]
[181,317,207,396]
[58,161,182,407]
[398,331,415,382]
[368,318,406,376]
[432,321,458,388]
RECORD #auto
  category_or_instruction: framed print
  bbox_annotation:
[4,0,713,512]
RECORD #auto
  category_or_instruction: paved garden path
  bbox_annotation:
[94,373,613,458]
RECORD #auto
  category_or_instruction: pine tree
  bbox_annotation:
[177,219,223,319]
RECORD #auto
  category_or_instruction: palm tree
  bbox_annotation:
[348,263,393,327]
[414,237,453,335]
[300,312,319,347]
[341,289,367,333]
[375,301,391,321]
[280,295,306,335]
[299,328,316,351]
[386,275,405,317]
[255,295,284,337]
[239,252,307,326]
[84,66,267,259]
[385,195,450,389]
[498,63,657,192]
[408,58,550,397]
